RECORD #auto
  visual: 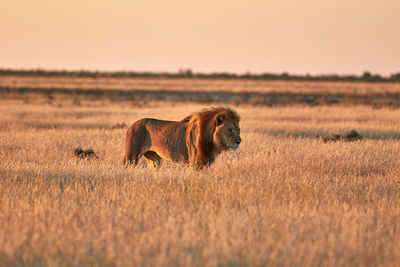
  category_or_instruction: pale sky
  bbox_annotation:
[1,0,399,75]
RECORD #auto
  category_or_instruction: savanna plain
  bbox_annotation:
[0,77,400,266]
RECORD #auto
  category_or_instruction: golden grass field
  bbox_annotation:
[1,77,400,266]
[2,75,400,94]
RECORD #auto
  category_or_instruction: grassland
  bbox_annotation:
[0,77,400,266]
[2,75,400,107]
[3,75,400,94]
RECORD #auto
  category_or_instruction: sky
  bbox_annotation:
[1,0,399,76]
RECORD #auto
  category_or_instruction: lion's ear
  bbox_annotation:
[216,114,225,126]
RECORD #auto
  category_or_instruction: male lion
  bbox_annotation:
[123,107,241,169]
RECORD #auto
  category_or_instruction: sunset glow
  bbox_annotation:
[1,0,399,75]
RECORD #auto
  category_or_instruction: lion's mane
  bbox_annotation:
[185,107,240,168]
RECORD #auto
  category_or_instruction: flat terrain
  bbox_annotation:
[0,77,400,266]
[2,75,400,94]
[2,75,400,107]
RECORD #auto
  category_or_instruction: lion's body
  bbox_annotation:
[124,119,190,167]
[124,107,241,169]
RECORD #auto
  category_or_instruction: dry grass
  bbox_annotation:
[2,75,400,95]
[1,100,400,266]
[2,76,400,108]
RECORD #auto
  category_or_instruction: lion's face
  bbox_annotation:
[213,117,241,152]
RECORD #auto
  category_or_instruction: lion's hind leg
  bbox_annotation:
[144,151,162,168]
[124,119,151,166]
[124,138,142,166]
[123,149,140,166]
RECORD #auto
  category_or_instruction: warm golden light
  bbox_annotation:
[1,0,399,75]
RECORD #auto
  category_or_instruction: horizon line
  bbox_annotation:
[1,67,399,78]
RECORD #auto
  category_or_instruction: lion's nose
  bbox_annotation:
[236,137,241,145]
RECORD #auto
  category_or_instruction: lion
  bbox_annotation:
[123,107,241,169]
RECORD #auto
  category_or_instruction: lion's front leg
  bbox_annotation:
[194,154,216,170]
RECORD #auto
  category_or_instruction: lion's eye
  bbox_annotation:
[229,128,234,134]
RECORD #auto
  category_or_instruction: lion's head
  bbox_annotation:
[213,110,241,152]
[185,107,241,168]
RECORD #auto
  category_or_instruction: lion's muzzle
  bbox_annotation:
[230,136,241,151]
